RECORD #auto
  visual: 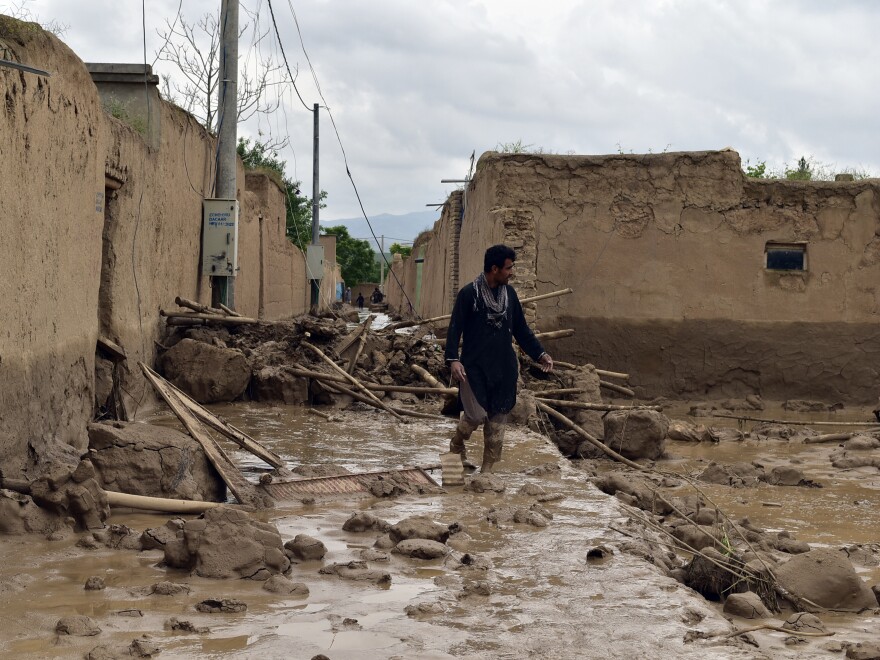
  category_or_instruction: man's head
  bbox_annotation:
[484,244,516,286]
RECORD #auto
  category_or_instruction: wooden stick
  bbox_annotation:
[289,366,459,396]
[97,336,127,362]
[347,316,373,374]
[105,490,222,513]
[803,432,857,444]
[323,381,447,420]
[548,363,630,380]
[308,408,332,420]
[528,387,587,397]
[301,342,406,422]
[706,413,880,427]
[600,380,635,397]
[157,372,286,469]
[596,369,629,380]
[2,478,225,514]
[139,363,267,506]
[219,303,242,317]
[385,288,575,330]
[534,398,661,412]
[726,624,834,639]
[410,364,446,390]
[531,328,574,341]
[337,316,372,355]
[174,296,226,316]
[161,311,259,324]
[535,401,646,471]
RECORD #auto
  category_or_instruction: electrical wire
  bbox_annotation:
[282,0,420,317]
[130,0,150,417]
[266,0,311,112]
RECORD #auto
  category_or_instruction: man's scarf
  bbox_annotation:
[473,272,508,328]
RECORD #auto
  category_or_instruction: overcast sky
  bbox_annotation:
[8,0,880,226]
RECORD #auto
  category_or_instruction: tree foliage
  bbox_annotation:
[389,243,413,258]
[236,137,325,251]
[322,225,380,287]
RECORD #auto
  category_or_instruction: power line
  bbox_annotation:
[266,0,311,112]
[282,0,420,316]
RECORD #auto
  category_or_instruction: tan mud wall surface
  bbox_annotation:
[391,149,880,402]
[0,19,316,474]
[0,23,106,473]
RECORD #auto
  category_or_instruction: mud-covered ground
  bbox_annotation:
[2,401,879,659]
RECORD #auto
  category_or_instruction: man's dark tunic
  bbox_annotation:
[445,282,545,416]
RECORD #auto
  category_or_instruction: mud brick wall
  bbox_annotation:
[0,20,106,474]
[470,150,880,403]
[390,148,880,402]
[0,18,317,474]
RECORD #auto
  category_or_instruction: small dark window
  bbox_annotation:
[766,243,806,271]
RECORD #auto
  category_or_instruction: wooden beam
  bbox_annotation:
[139,363,268,507]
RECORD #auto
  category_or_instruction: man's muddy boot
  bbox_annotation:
[480,417,506,474]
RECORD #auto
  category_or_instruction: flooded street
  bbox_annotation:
[1,401,878,658]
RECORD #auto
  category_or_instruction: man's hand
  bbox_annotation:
[450,360,467,383]
[538,353,554,373]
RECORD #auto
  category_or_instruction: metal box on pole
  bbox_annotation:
[202,199,239,276]
[306,244,324,281]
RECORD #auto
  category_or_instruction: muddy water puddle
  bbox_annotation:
[3,402,877,658]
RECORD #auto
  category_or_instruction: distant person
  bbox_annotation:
[344,287,352,304]
[371,287,383,304]
[356,293,365,309]
[445,244,553,473]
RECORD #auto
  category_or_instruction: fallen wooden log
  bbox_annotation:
[97,336,127,362]
[301,342,406,422]
[596,369,629,380]
[139,362,269,507]
[1,478,225,514]
[803,431,857,444]
[308,408,332,420]
[219,303,241,317]
[410,364,447,390]
[384,287,574,331]
[535,401,646,471]
[289,366,458,396]
[165,317,207,326]
[599,380,635,397]
[322,380,447,420]
[161,311,259,324]
[534,397,661,412]
[336,315,373,356]
[105,490,222,513]
[174,296,227,316]
[528,387,587,397]
[347,316,373,374]
[154,370,286,470]
[706,413,880,427]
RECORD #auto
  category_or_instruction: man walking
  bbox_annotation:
[445,244,553,473]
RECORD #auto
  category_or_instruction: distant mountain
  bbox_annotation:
[321,210,440,251]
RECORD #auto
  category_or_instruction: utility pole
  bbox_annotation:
[212,0,239,308]
[309,102,320,307]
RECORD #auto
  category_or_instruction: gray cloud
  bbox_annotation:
[11,0,880,224]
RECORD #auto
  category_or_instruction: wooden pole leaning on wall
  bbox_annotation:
[139,363,268,507]
[156,371,286,470]
[301,341,406,422]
